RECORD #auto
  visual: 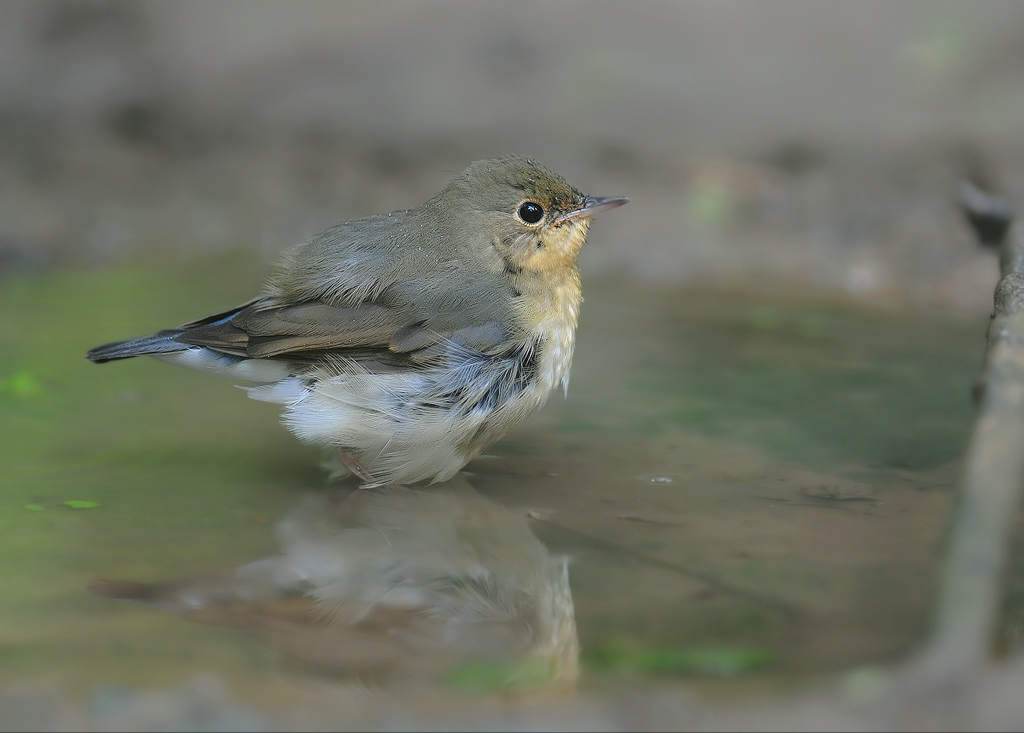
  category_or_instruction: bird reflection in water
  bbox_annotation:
[90,478,578,688]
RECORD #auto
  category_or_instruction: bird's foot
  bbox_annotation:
[337,448,377,486]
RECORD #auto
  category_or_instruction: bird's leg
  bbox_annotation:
[337,448,377,485]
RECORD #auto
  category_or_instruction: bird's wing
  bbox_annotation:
[174,208,522,366]
[174,278,519,367]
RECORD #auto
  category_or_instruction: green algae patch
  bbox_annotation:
[64,501,100,510]
[0,370,43,399]
[586,640,776,677]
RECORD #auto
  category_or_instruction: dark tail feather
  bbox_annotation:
[86,330,188,363]
[87,298,266,363]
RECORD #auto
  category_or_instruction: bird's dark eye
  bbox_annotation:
[517,201,544,224]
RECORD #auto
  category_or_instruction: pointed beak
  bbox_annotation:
[555,195,630,225]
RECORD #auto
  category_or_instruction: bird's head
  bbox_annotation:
[430,155,628,277]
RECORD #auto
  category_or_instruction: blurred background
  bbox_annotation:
[4,0,1024,311]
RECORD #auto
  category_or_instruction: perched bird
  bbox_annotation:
[87,156,628,485]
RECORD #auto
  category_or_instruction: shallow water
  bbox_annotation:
[0,259,984,724]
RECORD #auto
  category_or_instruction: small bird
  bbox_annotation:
[87,156,628,485]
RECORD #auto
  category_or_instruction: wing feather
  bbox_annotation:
[172,213,522,367]
[173,284,519,367]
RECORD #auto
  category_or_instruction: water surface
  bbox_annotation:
[0,260,982,723]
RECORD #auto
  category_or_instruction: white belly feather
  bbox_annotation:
[245,322,575,486]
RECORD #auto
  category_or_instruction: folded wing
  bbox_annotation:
[175,277,520,370]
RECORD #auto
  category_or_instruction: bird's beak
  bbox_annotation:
[555,196,630,225]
